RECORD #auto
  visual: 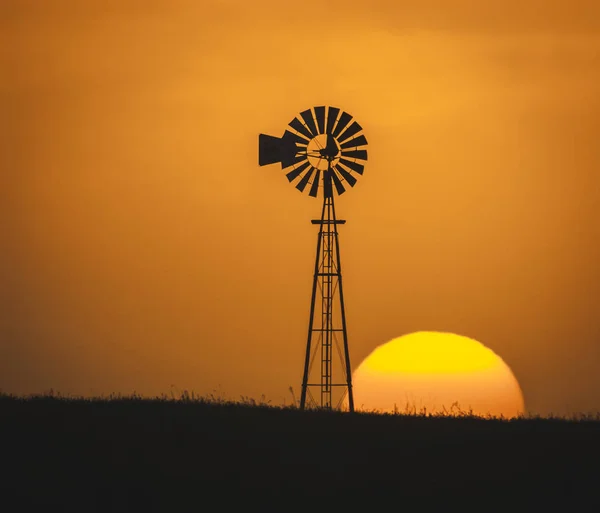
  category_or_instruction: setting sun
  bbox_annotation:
[350,332,525,418]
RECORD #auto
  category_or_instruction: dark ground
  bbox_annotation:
[1,395,599,511]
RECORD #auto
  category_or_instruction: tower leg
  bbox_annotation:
[300,199,326,410]
[331,192,354,413]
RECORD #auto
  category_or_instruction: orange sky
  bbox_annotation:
[2,0,600,415]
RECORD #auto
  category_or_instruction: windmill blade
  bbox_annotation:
[289,117,314,140]
[300,109,318,138]
[340,149,368,161]
[331,169,346,195]
[309,169,321,197]
[286,160,311,182]
[339,158,364,175]
[334,164,357,187]
[332,111,352,138]
[282,152,308,169]
[296,166,315,192]
[326,106,340,134]
[340,134,368,150]
[282,129,309,145]
[337,121,363,144]
[314,106,326,135]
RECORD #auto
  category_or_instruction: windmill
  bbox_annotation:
[258,106,368,411]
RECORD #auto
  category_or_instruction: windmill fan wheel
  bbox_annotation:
[258,106,368,198]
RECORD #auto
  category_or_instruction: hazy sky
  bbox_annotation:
[2,1,600,415]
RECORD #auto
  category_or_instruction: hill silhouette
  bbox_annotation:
[1,393,599,511]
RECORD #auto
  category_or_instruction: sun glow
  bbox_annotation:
[351,332,525,418]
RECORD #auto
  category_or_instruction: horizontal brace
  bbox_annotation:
[311,329,344,332]
[305,384,351,387]
[316,272,340,276]
[311,220,346,225]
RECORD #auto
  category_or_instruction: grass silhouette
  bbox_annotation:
[1,391,599,510]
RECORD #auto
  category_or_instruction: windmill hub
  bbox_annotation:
[307,134,340,169]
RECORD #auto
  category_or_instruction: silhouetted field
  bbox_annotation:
[1,393,599,511]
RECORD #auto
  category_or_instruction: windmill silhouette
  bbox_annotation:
[258,106,368,411]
